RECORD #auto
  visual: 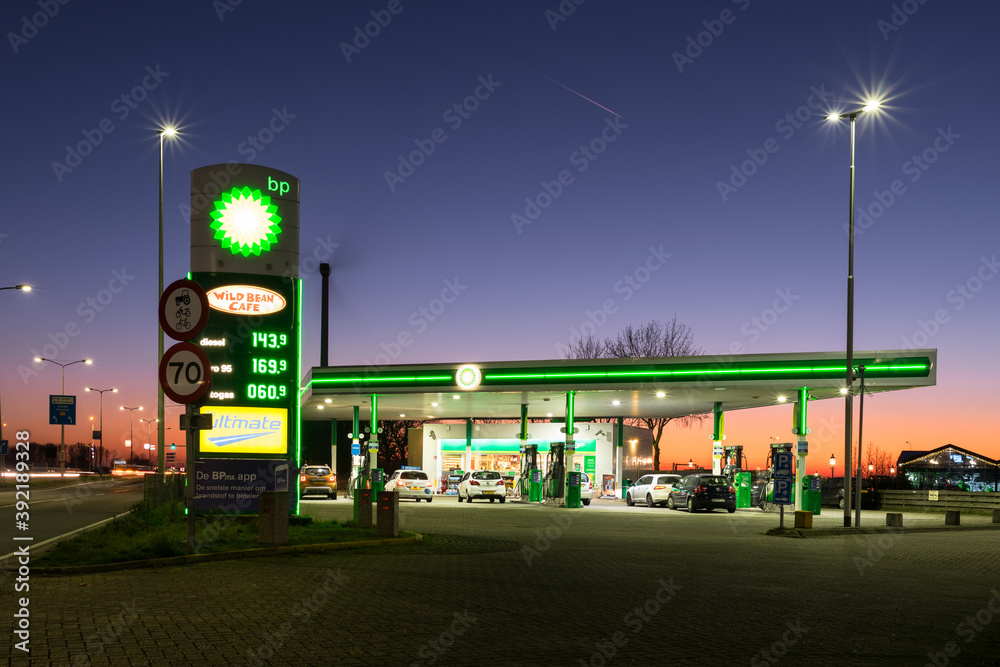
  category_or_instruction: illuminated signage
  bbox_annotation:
[456,364,481,390]
[211,186,282,257]
[193,273,297,411]
[206,285,287,315]
[199,406,288,455]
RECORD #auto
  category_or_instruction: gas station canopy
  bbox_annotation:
[301,349,936,420]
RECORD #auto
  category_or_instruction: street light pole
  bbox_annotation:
[34,357,91,474]
[158,127,176,483]
[84,387,117,474]
[141,418,158,466]
[120,406,143,464]
[828,100,880,527]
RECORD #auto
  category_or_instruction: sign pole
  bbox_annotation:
[186,402,196,551]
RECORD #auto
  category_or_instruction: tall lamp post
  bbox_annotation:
[827,99,880,527]
[829,454,836,478]
[84,387,117,474]
[157,126,177,483]
[34,357,92,474]
[2,286,31,452]
[120,405,143,464]
[141,418,159,466]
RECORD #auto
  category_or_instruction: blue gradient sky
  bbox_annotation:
[3,1,998,469]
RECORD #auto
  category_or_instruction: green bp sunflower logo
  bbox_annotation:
[210,186,282,257]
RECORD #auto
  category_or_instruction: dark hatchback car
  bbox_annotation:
[667,474,736,513]
[821,477,877,509]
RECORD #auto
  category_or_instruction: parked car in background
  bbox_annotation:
[383,468,434,502]
[626,474,683,507]
[667,474,736,512]
[821,477,877,509]
[458,470,507,503]
[579,472,594,506]
[299,465,337,500]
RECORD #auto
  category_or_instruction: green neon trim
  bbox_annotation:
[485,362,928,382]
[302,358,930,393]
[313,375,453,385]
[295,278,302,515]
[210,186,282,257]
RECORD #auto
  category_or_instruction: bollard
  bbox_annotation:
[377,491,399,537]
[358,488,373,528]
[993,509,1000,524]
[945,510,960,526]
[259,491,289,545]
[886,513,903,527]
[793,510,813,529]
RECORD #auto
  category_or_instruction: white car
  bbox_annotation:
[383,469,434,502]
[458,470,507,503]
[579,472,594,506]
[626,474,683,508]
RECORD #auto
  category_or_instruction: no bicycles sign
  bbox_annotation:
[159,278,209,341]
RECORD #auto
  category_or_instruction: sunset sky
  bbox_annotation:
[3,1,998,472]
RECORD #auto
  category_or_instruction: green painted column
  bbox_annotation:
[615,416,624,498]
[330,418,337,481]
[794,387,810,512]
[712,402,725,475]
[465,417,473,472]
[564,391,580,508]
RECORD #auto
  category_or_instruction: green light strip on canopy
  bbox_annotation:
[301,357,930,392]
[484,360,929,383]
[309,374,453,386]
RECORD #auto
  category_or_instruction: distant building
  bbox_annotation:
[897,444,998,492]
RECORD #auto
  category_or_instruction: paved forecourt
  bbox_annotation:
[4,498,999,666]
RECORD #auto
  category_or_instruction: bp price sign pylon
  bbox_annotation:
[189,164,300,513]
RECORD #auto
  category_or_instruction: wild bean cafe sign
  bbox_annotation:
[206,285,287,314]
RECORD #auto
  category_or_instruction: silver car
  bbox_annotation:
[383,469,434,502]
[626,473,683,507]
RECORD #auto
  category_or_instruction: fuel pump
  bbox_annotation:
[722,445,747,480]
[544,443,565,500]
[522,444,542,502]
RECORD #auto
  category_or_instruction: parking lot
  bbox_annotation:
[6,494,1000,666]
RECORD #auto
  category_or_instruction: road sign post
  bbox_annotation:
[159,343,213,405]
[773,450,793,528]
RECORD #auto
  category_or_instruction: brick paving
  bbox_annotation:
[4,499,1000,666]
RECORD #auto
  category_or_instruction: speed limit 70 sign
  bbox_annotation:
[159,342,213,404]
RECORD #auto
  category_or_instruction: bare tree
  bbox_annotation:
[569,316,708,471]
[377,419,424,473]
[565,332,606,360]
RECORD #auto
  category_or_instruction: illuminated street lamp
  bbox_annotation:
[85,386,117,473]
[141,418,159,466]
[0,284,31,292]
[829,454,836,478]
[827,98,881,527]
[34,357,92,474]
[157,126,177,483]
[120,405,143,464]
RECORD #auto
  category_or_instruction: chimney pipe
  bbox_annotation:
[320,263,330,367]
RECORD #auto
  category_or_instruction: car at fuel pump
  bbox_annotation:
[579,472,594,506]
[458,470,507,503]
[299,465,337,500]
[666,474,736,512]
[625,474,683,507]
[383,468,434,502]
